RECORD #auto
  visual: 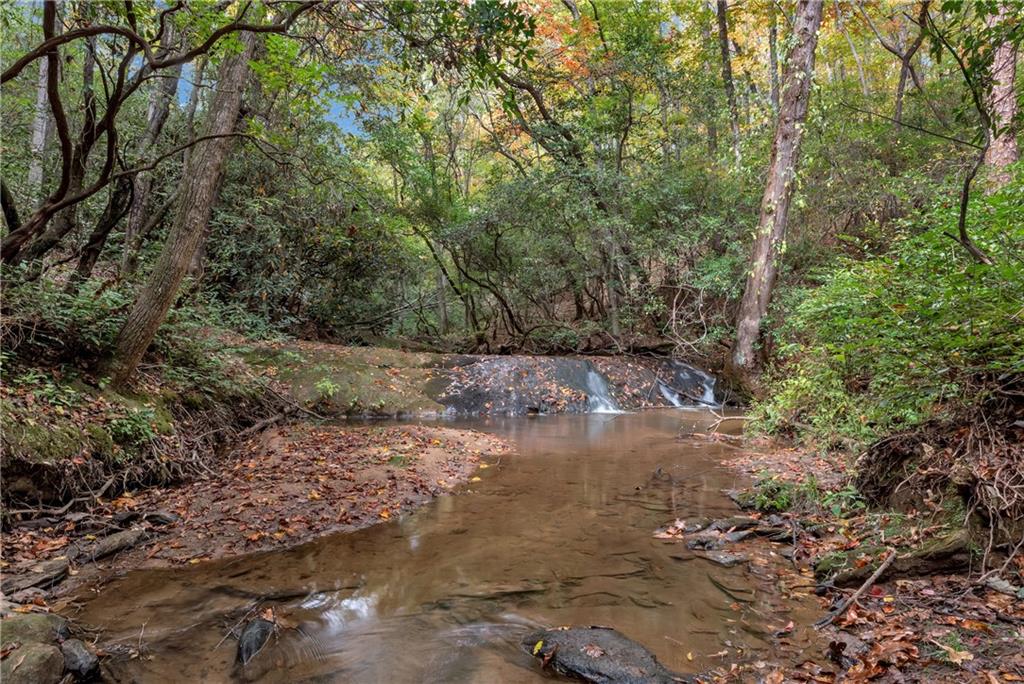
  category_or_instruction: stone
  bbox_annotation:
[523,626,688,683]
[0,613,70,647]
[60,638,99,679]
[685,531,724,551]
[0,642,65,684]
[723,530,753,543]
[708,516,760,532]
[698,551,749,568]
[237,618,275,665]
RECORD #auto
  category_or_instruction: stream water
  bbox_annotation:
[76,410,821,682]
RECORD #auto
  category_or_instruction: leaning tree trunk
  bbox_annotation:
[984,2,1019,191]
[122,34,183,276]
[26,16,54,208]
[107,33,256,385]
[716,0,741,167]
[65,176,133,293]
[18,35,97,268]
[729,0,823,390]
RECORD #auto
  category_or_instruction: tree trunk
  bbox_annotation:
[108,32,257,385]
[26,6,56,209]
[730,0,823,389]
[122,39,183,276]
[716,0,741,167]
[768,8,780,114]
[18,35,96,268]
[66,176,133,293]
[984,3,1019,190]
[894,59,909,123]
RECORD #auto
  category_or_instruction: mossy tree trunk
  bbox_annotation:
[108,32,257,385]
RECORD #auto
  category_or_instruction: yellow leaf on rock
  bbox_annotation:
[532,640,544,655]
[471,476,482,482]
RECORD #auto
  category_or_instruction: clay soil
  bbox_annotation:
[2,423,509,601]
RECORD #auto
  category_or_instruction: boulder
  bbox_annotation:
[60,638,99,680]
[523,626,689,683]
[0,613,70,647]
[0,642,65,684]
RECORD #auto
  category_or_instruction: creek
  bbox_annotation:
[76,409,822,682]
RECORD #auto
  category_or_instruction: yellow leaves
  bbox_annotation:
[478,463,489,469]
[379,509,390,519]
[470,476,482,482]
[686,652,694,662]
[931,640,973,666]
[307,490,322,501]
[532,640,544,655]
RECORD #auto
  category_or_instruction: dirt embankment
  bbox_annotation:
[697,438,1024,683]
[1,424,509,603]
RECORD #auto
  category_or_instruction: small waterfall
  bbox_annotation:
[659,382,684,407]
[699,375,717,406]
[585,369,622,414]
[659,369,720,408]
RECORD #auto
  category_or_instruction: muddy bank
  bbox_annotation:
[58,411,825,683]
[249,340,721,417]
[704,438,1024,682]
[1,424,508,603]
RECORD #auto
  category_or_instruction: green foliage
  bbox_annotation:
[744,474,865,516]
[755,172,1024,445]
[0,276,131,363]
[108,408,157,447]
[314,377,341,400]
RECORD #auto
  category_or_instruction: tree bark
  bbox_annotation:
[108,32,257,385]
[122,37,183,275]
[18,34,97,268]
[768,7,780,114]
[26,5,58,208]
[716,0,741,167]
[66,176,133,292]
[730,0,823,389]
[984,2,1019,190]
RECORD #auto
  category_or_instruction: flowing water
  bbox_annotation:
[76,410,821,683]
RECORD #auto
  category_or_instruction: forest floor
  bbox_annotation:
[1,423,508,603]
[694,441,1024,684]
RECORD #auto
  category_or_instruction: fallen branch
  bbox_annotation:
[815,548,897,628]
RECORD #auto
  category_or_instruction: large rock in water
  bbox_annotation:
[0,642,65,684]
[523,626,689,683]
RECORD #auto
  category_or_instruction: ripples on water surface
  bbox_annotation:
[77,410,821,682]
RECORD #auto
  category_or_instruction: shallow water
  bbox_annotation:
[77,410,821,682]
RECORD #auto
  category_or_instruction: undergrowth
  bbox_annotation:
[753,173,1024,448]
[0,275,282,508]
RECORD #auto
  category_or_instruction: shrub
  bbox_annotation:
[754,173,1024,446]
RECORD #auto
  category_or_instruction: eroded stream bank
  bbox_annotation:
[67,410,823,682]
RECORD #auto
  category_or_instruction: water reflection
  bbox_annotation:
[78,410,819,683]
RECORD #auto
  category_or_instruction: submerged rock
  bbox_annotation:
[523,626,689,683]
[237,618,275,665]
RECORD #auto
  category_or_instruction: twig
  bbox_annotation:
[815,549,897,628]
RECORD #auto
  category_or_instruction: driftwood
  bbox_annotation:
[1,527,148,595]
[816,549,897,628]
